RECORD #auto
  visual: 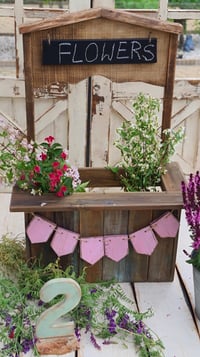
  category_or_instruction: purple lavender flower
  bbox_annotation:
[136,320,145,334]
[21,338,33,353]
[118,313,130,329]
[90,333,101,350]
[26,292,33,300]
[105,309,117,334]
[5,313,12,327]
[181,171,200,254]
[90,288,97,294]
[37,299,44,306]
[75,326,81,341]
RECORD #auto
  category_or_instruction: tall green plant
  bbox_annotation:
[112,93,184,192]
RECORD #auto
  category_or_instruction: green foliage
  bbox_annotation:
[115,0,200,9]
[194,20,200,33]
[115,0,159,9]
[0,234,26,275]
[112,93,184,192]
[168,1,200,10]
[187,250,200,271]
[0,236,165,356]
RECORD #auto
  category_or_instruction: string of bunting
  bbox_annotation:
[26,211,179,265]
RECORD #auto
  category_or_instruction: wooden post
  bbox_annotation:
[14,0,24,78]
[68,1,91,166]
[92,0,115,8]
[68,0,91,12]
[158,0,168,20]
[23,34,35,139]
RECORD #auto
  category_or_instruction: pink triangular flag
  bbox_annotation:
[151,212,179,238]
[50,227,79,257]
[26,215,56,244]
[80,236,104,265]
[104,235,129,262]
[129,226,158,255]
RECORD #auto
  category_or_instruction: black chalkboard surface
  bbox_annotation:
[42,38,157,65]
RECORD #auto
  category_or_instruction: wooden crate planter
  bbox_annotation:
[10,8,184,282]
[10,162,184,282]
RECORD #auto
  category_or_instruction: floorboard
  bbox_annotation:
[135,272,200,357]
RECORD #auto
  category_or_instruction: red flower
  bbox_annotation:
[34,165,41,173]
[60,151,67,160]
[49,172,59,187]
[62,164,68,172]
[45,136,54,145]
[56,186,67,197]
[55,169,63,177]
[8,329,15,339]
[40,152,47,161]
[52,161,60,169]
[20,174,25,180]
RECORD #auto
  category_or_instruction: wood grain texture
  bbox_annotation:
[19,8,182,35]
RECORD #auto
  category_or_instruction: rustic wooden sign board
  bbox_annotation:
[19,8,182,138]
[42,38,157,65]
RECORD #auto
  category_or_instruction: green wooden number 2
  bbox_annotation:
[36,278,81,339]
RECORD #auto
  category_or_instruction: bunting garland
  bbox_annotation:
[104,235,129,262]
[26,211,179,265]
[129,226,158,256]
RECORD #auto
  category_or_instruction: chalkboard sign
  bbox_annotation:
[42,38,157,65]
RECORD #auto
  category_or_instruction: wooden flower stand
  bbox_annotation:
[10,8,184,283]
[10,162,184,282]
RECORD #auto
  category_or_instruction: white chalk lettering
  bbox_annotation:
[142,44,155,62]
[116,41,129,60]
[131,41,142,60]
[101,42,115,62]
[59,43,72,64]
[44,38,157,65]
[85,42,99,63]
[72,43,83,63]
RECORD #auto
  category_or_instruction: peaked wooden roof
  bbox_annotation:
[19,7,182,35]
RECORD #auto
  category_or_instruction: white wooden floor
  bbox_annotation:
[0,192,200,357]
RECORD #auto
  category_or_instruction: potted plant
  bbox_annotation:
[181,171,200,320]
[0,118,88,197]
[111,93,184,192]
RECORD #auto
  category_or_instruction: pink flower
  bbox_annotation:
[45,136,54,145]
[34,165,41,173]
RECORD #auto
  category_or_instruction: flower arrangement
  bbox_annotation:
[0,235,165,357]
[0,118,87,197]
[111,93,184,192]
[181,171,200,270]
